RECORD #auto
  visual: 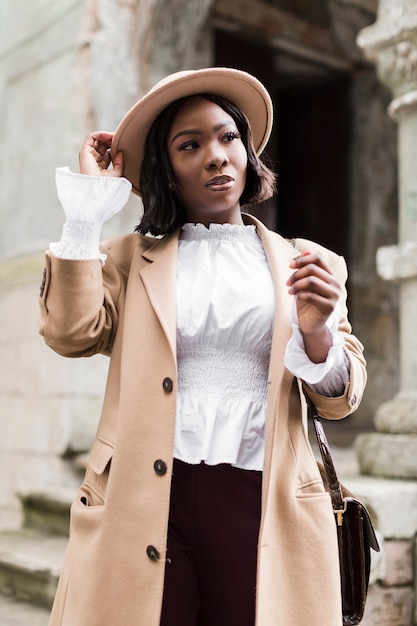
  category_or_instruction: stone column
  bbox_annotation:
[356,0,417,478]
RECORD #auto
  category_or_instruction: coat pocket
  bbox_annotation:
[295,477,328,498]
[78,438,114,508]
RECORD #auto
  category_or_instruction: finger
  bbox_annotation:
[81,132,114,154]
[289,276,340,301]
[93,141,109,158]
[110,151,124,177]
[96,153,110,169]
[287,253,338,287]
[289,252,332,272]
[289,250,311,266]
[87,131,114,145]
[80,132,110,158]
[287,265,338,292]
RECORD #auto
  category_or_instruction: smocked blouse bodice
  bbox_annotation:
[174,222,275,470]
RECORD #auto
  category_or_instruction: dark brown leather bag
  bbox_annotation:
[308,399,380,625]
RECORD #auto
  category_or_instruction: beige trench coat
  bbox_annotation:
[39,214,366,626]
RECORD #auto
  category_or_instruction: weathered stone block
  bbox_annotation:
[374,394,417,435]
[343,473,417,539]
[361,585,414,626]
[377,241,417,282]
[381,540,413,587]
[356,432,417,479]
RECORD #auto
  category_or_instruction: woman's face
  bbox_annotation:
[167,96,248,226]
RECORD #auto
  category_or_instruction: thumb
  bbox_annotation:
[111,151,124,177]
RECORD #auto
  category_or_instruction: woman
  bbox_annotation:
[39,67,366,626]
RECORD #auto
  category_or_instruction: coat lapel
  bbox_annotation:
[243,214,301,489]
[139,230,180,366]
[243,213,299,362]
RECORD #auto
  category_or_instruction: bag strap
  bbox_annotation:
[305,395,346,523]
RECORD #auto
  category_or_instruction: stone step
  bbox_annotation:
[0,594,50,626]
[0,529,67,609]
[18,488,76,537]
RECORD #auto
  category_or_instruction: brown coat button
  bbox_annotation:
[146,545,160,561]
[154,460,167,476]
[162,377,173,393]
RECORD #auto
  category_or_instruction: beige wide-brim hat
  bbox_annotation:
[111,67,273,195]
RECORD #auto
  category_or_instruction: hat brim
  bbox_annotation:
[111,67,273,195]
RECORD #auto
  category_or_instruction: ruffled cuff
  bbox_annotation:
[307,348,350,397]
[50,220,106,263]
[284,301,346,385]
[55,167,132,222]
[49,167,133,263]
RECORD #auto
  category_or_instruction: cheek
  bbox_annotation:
[235,146,248,174]
[168,151,190,187]
[238,155,248,184]
[173,167,193,188]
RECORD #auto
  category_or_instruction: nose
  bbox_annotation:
[205,144,229,170]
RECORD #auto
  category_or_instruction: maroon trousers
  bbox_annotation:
[160,459,262,626]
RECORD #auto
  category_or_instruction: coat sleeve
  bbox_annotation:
[295,239,367,420]
[38,247,125,358]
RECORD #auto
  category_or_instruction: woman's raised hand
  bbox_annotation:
[287,252,341,363]
[79,132,124,177]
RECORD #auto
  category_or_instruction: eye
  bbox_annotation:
[178,140,199,151]
[223,131,240,143]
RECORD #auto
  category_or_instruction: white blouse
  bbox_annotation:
[50,168,351,471]
[175,223,275,470]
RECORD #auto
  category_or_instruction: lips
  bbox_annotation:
[205,175,234,188]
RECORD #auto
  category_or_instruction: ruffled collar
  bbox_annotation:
[180,222,258,242]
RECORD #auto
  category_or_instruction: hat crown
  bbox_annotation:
[150,70,196,93]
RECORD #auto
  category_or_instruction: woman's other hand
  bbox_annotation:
[287,252,341,363]
[79,132,124,177]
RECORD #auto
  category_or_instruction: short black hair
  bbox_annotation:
[136,93,276,236]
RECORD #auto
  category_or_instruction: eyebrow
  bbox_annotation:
[170,120,235,145]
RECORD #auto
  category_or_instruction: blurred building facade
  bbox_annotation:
[0,0,398,527]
